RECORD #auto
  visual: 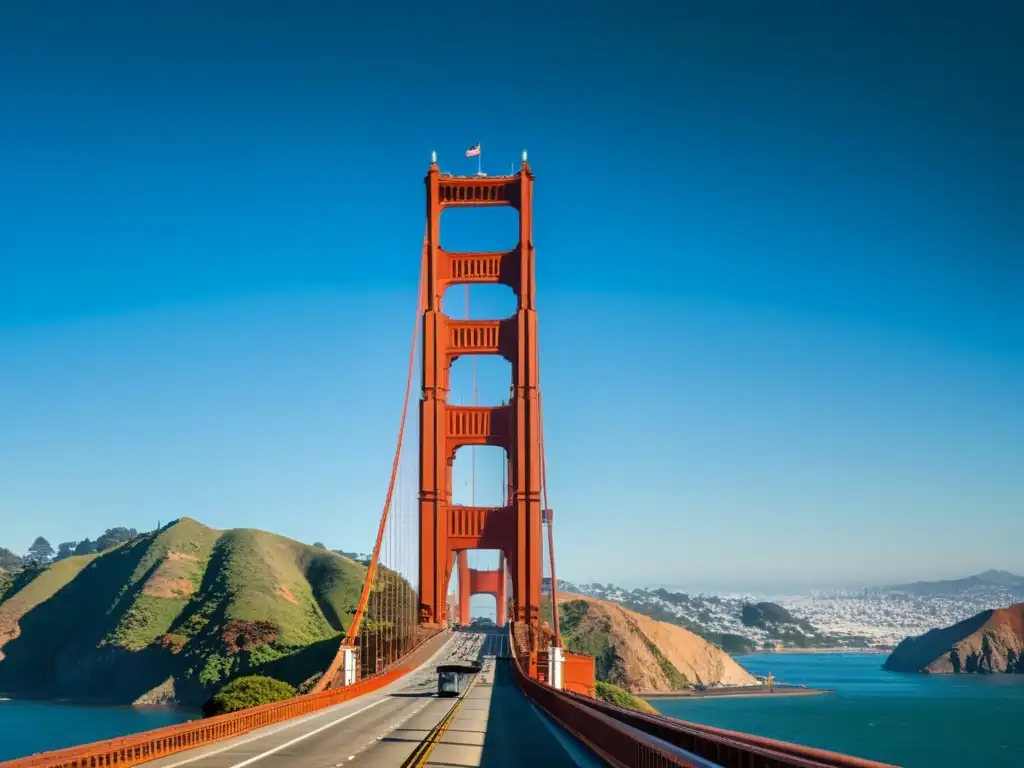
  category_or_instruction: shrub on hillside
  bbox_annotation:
[221,619,280,654]
[595,681,658,714]
[202,675,296,717]
[157,633,188,654]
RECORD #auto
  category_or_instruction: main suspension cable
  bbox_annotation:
[315,236,426,691]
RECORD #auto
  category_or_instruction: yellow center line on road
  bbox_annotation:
[400,669,482,768]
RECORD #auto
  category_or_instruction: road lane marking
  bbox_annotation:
[224,698,388,768]
[400,683,476,768]
[152,699,382,768]
[152,632,460,768]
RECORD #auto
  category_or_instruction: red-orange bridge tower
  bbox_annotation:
[418,157,543,633]
[456,550,508,627]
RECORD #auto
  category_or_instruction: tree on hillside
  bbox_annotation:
[0,569,12,601]
[0,547,23,571]
[26,537,54,565]
[313,542,326,549]
[95,528,138,552]
[333,550,369,562]
[55,541,78,561]
[73,539,97,556]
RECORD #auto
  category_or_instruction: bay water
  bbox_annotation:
[0,698,195,761]
[4,654,1024,765]
[652,652,1024,767]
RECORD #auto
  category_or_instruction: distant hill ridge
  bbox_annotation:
[884,602,1024,674]
[551,579,873,652]
[0,518,376,706]
[878,570,1024,598]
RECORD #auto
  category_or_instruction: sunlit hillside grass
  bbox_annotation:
[542,595,756,693]
[0,518,373,705]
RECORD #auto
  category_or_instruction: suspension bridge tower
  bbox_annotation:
[457,550,509,627]
[418,154,544,634]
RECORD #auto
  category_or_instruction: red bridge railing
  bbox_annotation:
[0,629,449,768]
[509,624,898,768]
[558,688,897,768]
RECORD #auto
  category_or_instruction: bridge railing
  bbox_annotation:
[0,629,450,768]
[556,688,897,768]
[508,623,897,768]
[511,633,715,767]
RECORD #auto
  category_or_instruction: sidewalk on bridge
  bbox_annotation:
[424,658,600,768]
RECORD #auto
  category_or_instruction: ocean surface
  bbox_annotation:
[3,655,1024,765]
[0,699,196,761]
[652,652,1024,768]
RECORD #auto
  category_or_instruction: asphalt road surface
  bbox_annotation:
[420,651,603,768]
[144,628,602,768]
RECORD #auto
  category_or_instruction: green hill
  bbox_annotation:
[595,681,659,714]
[0,518,371,706]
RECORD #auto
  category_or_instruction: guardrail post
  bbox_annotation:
[342,647,358,686]
[547,645,564,690]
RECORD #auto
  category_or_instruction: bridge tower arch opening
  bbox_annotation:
[454,549,510,627]
[418,157,543,634]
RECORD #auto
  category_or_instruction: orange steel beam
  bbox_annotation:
[457,550,470,626]
[468,567,501,594]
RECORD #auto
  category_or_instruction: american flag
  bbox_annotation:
[465,143,481,158]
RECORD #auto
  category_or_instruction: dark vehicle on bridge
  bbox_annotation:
[436,663,481,697]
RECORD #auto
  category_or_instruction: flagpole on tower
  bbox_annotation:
[465,143,482,174]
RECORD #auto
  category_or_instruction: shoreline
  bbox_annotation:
[642,686,834,700]
[736,647,891,656]
[0,694,197,714]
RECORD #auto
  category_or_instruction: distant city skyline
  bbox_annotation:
[1,3,1021,589]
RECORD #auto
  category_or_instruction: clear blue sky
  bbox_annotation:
[1,1,1021,593]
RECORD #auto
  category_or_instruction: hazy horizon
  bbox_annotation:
[2,2,1021,588]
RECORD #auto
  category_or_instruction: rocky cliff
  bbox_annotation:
[0,518,378,705]
[555,593,756,692]
[883,602,1024,674]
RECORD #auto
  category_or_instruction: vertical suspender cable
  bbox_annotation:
[397,454,405,658]
[389,463,396,665]
[313,236,426,692]
[386,487,391,667]
[397,457,403,659]
[537,329,560,646]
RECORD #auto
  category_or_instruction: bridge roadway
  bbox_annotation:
[144,627,600,768]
